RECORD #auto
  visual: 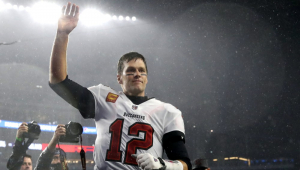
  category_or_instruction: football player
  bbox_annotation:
[49,2,192,170]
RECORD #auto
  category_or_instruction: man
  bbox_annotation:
[35,125,68,170]
[7,123,33,170]
[21,155,33,170]
[49,2,192,170]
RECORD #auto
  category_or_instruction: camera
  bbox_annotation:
[23,121,41,139]
[59,121,83,143]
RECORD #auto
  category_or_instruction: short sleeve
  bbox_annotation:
[163,104,185,134]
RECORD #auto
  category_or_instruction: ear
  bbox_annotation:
[117,74,123,84]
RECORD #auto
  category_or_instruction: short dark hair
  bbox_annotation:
[23,154,32,159]
[117,52,148,75]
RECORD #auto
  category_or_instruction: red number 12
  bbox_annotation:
[105,119,154,166]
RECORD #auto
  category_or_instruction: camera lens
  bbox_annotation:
[68,122,83,136]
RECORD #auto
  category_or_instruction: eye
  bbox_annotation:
[126,67,135,73]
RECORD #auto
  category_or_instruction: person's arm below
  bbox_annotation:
[7,123,28,170]
[49,2,79,84]
[35,125,66,170]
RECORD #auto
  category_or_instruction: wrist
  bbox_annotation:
[55,31,69,41]
[16,136,23,142]
[162,159,183,170]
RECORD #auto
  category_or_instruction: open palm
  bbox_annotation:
[57,2,79,35]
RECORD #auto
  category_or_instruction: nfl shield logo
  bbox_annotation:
[132,105,138,110]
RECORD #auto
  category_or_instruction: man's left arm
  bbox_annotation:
[162,131,192,170]
[132,131,192,170]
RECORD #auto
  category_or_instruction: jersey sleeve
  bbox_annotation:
[49,75,95,119]
[163,103,185,134]
[87,85,102,116]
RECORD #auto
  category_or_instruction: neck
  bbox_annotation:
[124,91,145,97]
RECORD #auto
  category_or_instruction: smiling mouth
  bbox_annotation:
[133,80,142,83]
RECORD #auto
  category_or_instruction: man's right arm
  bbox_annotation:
[49,3,95,118]
[49,2,79,84]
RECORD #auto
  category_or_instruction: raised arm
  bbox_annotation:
[35,125,66,170]
[49,2,79,84]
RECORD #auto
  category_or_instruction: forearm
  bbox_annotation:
[47,136,58,152]
[179,160,188,170]
[50,32,69,84]
[7,140,27,170]
[35,147,55,170]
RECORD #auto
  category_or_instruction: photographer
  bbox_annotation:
[35,124,68,170]
[7,122,33,170]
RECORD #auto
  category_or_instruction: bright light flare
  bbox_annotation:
[80,9,108,26]
[132,16,136,21]
[118,15,124,20]
[25,6,31,12]
[30,2,61,24]
[125,16,130,21]
[5,3,12,9]
[0,1,4,11]
[18,5,25,11]
[13,5,18,10]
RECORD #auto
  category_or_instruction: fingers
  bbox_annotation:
[61,5,66,16]
[74,5,80,19]
[17,122,28,138]
[62,2,78,17]
[19,122,27,128]
[131,154,137,159]
[55,124,66,137]
[18,122,28,131]
[70,4,76,16]
[65,2,71,15]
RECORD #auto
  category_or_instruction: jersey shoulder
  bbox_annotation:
[88,84,118,96]
[151,98,182,116]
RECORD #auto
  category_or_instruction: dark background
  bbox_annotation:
[1,0,300,168]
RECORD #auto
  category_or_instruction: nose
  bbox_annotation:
[133,70,141,77]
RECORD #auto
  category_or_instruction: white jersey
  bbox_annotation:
[88,84,185,170]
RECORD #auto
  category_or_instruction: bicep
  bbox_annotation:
[49,75,95,119]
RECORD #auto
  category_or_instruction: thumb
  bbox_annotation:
[131,154,137,159]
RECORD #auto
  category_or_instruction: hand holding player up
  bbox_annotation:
[57,2,79,35]
[16,122,28,139]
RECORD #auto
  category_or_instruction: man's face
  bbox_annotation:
[20,157,32,170]
[51,154,61,164]
[117,58,148,96]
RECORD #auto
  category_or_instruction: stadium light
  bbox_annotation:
[0,1,4,11]
[5,3,12,9]
[25,6,31,12]
[80,8,107,26]
[0,1,138,24]
[118,15,124,20]
[105,14,111,20]
[13,4,18,10]
[18,5,25,11]
[30,1,61,24]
